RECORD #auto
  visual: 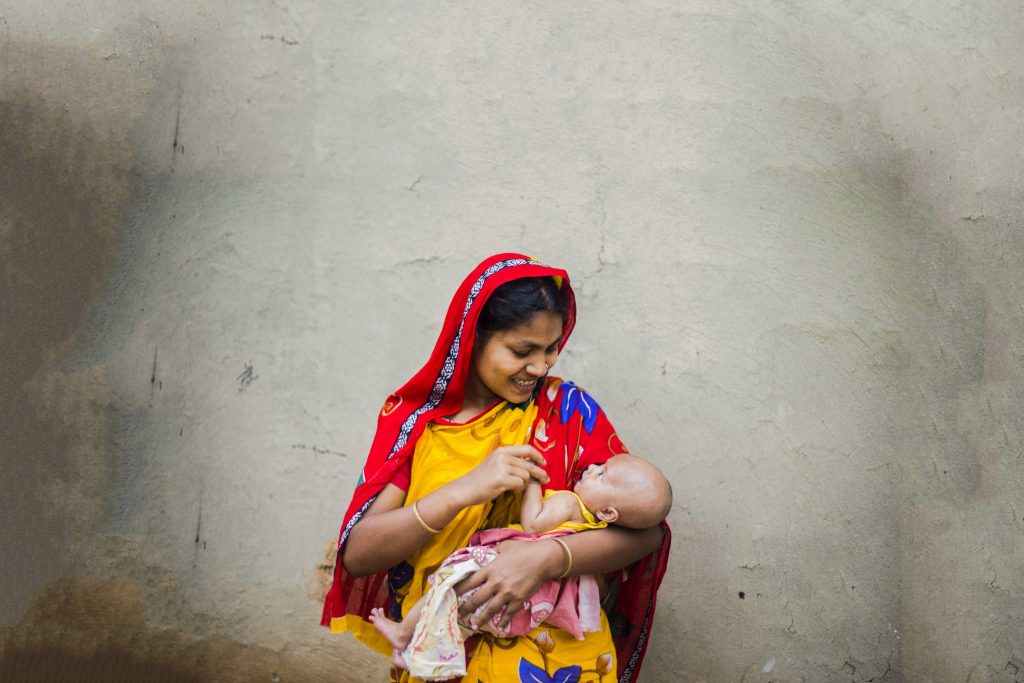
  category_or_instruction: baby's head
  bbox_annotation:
[573,454,672,529]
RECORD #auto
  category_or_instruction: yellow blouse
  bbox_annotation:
[402,400,539,617]
[343,400,617,682]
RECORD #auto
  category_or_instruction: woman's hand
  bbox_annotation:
[452,445,550,507]
[455,525,665,631]
[454,538,564,631]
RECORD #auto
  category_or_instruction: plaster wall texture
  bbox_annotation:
[1,2,1022,681]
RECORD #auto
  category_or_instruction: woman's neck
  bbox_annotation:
[451,375,498,423]
[447,401,499,424]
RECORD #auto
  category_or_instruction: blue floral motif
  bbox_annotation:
[387,561,414,619]
[552,666,583,683]
[558,382,599,435]
[518,658,582,683]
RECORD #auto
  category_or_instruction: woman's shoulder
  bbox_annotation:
[538,376,605,433]
[535,377,629,462]
[540,375,600,400]
[539,375,594,398]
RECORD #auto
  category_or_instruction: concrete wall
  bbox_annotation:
[2,2,1022,681]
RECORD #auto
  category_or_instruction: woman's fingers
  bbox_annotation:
[452,562,539,631]
[501,474,527,492]
[518,462,549,484]
[459,443,550,503]
[472,587,518,629]
[471,446,550,496]
[506,458,548,485]
[455,568,486,597]
[455,564,508,627]
[500,445,548,470]
[497,596,524,632]
[517,447,550,483]
[457,579,498,622]
[501,444,544,462]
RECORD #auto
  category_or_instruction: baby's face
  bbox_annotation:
[575,454,671,528]
[573,455,631,514]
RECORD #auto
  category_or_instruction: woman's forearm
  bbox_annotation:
[455,523,665,629]
[342,481,475,576]
[548,524,664,578]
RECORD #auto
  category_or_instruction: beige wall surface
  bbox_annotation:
[2,2,1022,681]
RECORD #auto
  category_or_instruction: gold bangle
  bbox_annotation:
[552,537,572,579]
[412,500,442,534]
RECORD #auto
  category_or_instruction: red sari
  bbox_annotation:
[321,253,670,682]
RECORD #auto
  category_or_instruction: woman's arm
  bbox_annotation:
[341,482,457,577]
[342,445,550,577]
[457,523,665,629]
[558,523,664,575]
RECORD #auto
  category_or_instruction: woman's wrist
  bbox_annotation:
[418,480,477,530]
[445,474,483,508]
[542,538,571,580]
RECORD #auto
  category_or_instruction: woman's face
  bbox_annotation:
[468,311,564,406]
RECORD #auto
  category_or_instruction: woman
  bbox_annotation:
[322,254,670,682]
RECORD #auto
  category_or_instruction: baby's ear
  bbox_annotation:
[597,507,618,524]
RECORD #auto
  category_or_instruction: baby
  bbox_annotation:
[369,454,672,681]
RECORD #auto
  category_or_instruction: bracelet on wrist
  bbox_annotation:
[412,500,442,534]
[552,537,572,579]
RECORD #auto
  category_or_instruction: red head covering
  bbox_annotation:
[335,253,575,547]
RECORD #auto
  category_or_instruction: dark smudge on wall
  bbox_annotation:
[0,47,131,625]
[0,576,356,683]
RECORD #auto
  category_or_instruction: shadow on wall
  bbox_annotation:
[0,575,331,683]
[0,82,129,624]
[2,647,203,683]
[0,47,388,683]
[0,533,379,681]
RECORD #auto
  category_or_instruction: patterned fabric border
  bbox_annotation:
[340,497,375,545]
[619,596,652,682]
[382,257,537,461]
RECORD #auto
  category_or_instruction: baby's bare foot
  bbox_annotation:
[369,607,413,651]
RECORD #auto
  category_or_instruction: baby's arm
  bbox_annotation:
[519,480,584,534]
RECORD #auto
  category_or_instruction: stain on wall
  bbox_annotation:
[0,572,375,683]
[0,67,129,624]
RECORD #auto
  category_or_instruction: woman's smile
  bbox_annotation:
[461,310,564,412]
[511,377,539,392]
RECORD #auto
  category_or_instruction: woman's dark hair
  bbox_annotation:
[475,276,567,343]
